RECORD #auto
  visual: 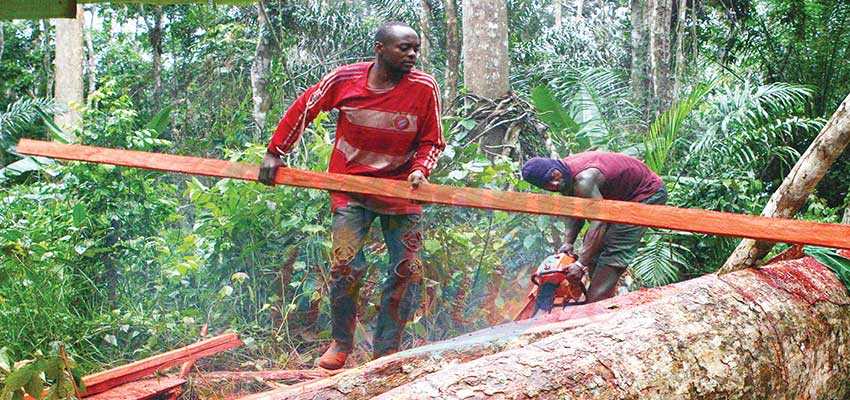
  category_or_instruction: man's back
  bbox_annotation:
[562,151,661,202]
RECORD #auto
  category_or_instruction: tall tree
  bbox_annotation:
[461,0,509,99]
[53,4,84,137]
[442,0,460,111]
[251,0,277,131]
[151,6,163,103]
[0,22,4,62]
[418,0,432,72]
[720,92,850,273]
[630,0,674,118]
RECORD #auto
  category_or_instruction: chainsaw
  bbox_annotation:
[514,252,588,320]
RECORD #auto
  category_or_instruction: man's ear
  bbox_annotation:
[374,41,384,55]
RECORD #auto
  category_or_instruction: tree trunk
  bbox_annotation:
[0,22,5,62]
[40,21,54,98]
[250,1,274,130]
[553,0,562,29]
[575,0,584,19]
[84,6,97,102]
[630,0,649,115]
[442,0,460,112]
[647,0,672,115]
[418,0,432,73]
[631,0,673,118]
[672,0,687,97]
[721,92,850,273]
[461,0,510,99]
[54,4,85,137]
[236,253,850,399]
[151,6,163,104]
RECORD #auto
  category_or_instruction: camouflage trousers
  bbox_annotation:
[329,206,424,358]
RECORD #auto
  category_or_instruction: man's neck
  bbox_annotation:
[368,62,403,90]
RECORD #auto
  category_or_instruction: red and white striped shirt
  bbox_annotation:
[267,62,444,214]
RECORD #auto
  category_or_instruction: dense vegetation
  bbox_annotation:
[1,0,848,395]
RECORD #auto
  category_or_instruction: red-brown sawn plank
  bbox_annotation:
[82,332,242,396]
[15,139,850,250]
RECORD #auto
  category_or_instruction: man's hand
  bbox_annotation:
[558,242,574,256]
[259,151,285,186]
[564,262,585,284]
[408,169,427,188]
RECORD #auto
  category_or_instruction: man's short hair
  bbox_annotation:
[374,21,413,44]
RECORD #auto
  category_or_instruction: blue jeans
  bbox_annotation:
[329,206,424,358]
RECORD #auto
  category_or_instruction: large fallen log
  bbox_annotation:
[238,251,850,399]
[228,286,678,400]
[14,138,850,249]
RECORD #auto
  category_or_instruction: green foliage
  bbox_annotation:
[531,67,635,154]
[0,346,83,400]
[643,81,716,174]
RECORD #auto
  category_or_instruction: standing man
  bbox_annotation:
[521,151,667,303]
[258,21,444,369]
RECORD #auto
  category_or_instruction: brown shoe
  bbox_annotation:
[318,341,350,370]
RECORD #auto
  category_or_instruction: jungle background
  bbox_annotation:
[1,0,849,396]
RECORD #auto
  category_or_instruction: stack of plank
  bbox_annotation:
[25,333,243,400]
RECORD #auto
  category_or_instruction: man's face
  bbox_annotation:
[545,169,568,193]
[376,26,420,74]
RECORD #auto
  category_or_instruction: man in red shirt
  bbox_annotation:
[521,152,667,303]
[258,21,444,370]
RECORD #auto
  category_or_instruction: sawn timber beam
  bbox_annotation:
[15,138,850,250]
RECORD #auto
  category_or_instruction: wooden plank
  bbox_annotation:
[15,138,850,250]
[82,333,242,396]
[83,377,186,400]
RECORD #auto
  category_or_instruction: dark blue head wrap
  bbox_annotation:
[521,157,571,192]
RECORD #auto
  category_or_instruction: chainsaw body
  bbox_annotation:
[514,253,587,320]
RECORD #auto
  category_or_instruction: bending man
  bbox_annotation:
[521,151,667,302]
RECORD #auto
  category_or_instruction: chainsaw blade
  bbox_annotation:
[535,282,558,313]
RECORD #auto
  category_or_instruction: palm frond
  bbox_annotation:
[630,231,694,287]
[643,80,716,174]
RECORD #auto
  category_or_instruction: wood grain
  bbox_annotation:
[84,377,186,400]
[16,139,850,249]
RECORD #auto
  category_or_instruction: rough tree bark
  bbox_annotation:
[377,256,850,399]
[672,0,687,97]
[151,6,163,104]
[418,0,432,73]
[721,92,850,273]
[250,0,274,130]
[630,0,648,114]
[237,251,850,399]
[442,0,460,112]
[54,4,84,136]
[631,0,674,118]
[462,0,509,99]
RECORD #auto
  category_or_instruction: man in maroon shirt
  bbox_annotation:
[521,152,667,303]
[258,22,444,369]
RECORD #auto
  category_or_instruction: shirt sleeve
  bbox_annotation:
[266,72,340,156]
[410,83,445,177]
